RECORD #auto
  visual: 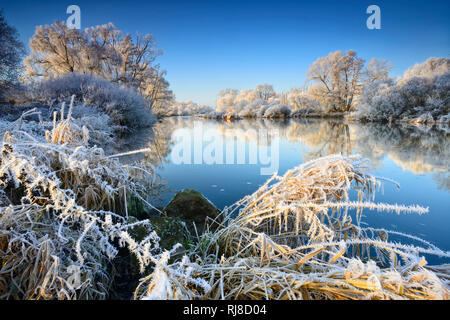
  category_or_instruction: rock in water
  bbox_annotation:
[163,189,221,237]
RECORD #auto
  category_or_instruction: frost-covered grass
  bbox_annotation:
[0,101,162,299]
[135,155,450,300]
[0,101,116,149]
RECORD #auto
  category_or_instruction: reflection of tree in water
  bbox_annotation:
[352,123,449,191]
[117,117,449,193]
[113,117,193,204]
[276,119,449,192]
[150,118,353,162]
[116,117,193,168]
[285,119,353,161]
[143,117,191,168]
[215,118,290,146]
[433,172,450,191]
[283,120,449,192]
[144,117,290,158]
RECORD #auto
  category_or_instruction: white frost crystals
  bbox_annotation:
[0,100,161,299]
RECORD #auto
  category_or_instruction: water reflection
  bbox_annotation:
[351,122,449,191]
[285,119,353,161]
[118,117,449,192]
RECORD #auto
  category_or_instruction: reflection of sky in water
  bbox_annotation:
[122,117,450,264]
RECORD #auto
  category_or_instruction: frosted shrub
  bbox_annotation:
[288,89,320,113]
[354,79,404,121]
[25,73,155,132]
[431,72,450,120]
[213,99,293,119]
[262,103,291,118]
[237,99,269,118]
[360,73,449,122]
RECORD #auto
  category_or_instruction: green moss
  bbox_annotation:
[126,193,164,220]
[151,216,193,251]
[163,189,222,236]
[126,194,151,220]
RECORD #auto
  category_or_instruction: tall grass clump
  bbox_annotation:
[135,155,449,300]
[0,101,163,299]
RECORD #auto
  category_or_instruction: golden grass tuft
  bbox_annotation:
[136,155,449,300]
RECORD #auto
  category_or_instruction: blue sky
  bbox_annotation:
[1,0,449,105]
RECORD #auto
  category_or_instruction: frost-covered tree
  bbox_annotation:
[25,22,86,78]
[25,22,156,84]
[254,84,275,101]
[402,57,450,81]
[24,21,172,110]
[0,10,25,100]
[306,50,365,112]
[141,67,174,112]
[354,57,450,122]
[216,88,239,108]
[216,84,276,111]
[287,88,320,111]
[364,58,392,83]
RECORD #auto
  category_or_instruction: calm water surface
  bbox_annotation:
[121,117,450,263]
